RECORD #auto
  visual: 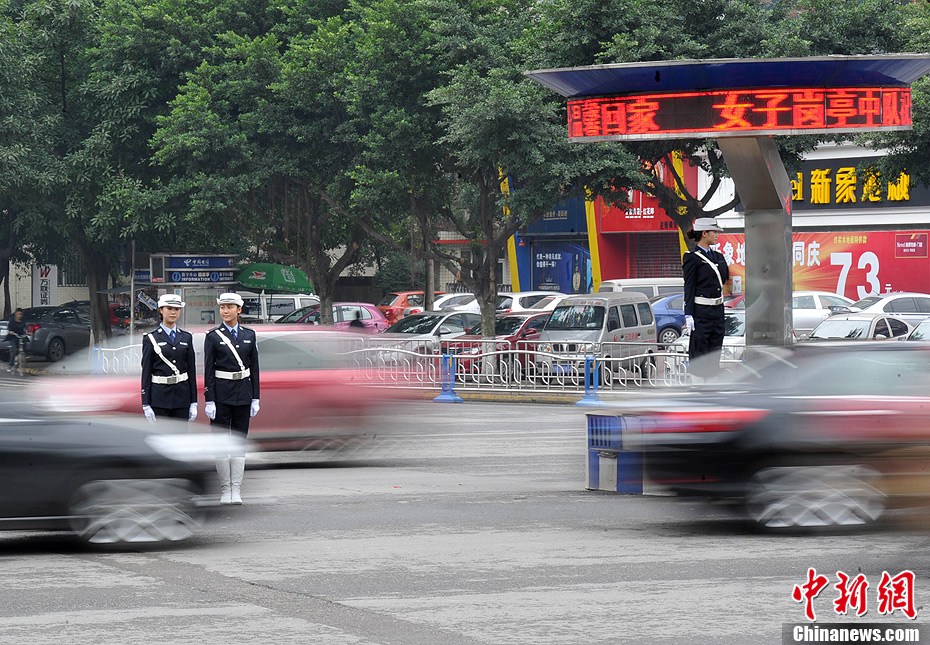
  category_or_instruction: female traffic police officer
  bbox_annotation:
[141,294,197,422]
[204,292,260,505]
[683,217,730,379]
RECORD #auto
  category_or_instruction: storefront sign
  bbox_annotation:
[532,242,591,294]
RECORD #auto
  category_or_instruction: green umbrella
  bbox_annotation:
[237,263,313,293]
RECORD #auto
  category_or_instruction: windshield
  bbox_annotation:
[378,294,399,306]
[385,314,443,334]
[469,316,526,336]
[851,296,881,310]
[277,305,319,323]
[724,313,745,337]
[546,305,604,330]
[809,319,871,339]
[907,321,930,340]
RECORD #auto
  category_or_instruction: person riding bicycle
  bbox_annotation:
[6,308,26,372]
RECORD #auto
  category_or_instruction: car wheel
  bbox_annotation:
[658,327,681,344]
[744,464,885,531]
[69,478,203,545]
[46,337,66,362]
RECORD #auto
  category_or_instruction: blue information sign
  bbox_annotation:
[165,255,236,270]
[166,269,237,284]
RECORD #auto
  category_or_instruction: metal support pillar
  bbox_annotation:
[717,137,793,347]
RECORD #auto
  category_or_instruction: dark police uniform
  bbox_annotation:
[141,325,197,418]
[683,245,730,375]
[204,324,260,436]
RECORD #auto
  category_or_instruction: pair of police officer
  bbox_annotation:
[141,292,260,505]
[682,217,730,379]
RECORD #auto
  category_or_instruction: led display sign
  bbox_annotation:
[567,87,911,141]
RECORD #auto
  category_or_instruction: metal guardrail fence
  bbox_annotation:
[88,336,736,393]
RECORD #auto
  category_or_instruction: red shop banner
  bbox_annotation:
[715,230,930,300]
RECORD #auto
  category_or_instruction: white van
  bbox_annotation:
[597,277,683,298]
[238,291,320,323]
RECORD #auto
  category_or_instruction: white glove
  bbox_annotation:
[684,315,695,333]
[250,399,260,417]
[142,405,155,424]
[205,401,216,420]
[188,403,198,422]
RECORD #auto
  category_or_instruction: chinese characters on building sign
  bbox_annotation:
[792,167,910,206]
[792,568,916,622]
[567,87,911,140]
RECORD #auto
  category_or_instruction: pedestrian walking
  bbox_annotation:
[683,217,730,379]
[141,294,197,422]
[204,292,260,505]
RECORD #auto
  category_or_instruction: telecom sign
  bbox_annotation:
[166,269,237,285]
[165,255,237,269]
[150,254,238,285]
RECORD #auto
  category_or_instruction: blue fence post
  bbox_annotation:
[433,353,464,403]
[90,346,103,375]
[576,356,604,407]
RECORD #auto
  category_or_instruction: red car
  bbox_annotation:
[276,302,389,332]
[31,327,412,452]
[443,312,549,372]
[377,291,445,326]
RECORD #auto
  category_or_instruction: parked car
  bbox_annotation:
[34,328,412,453]
[791,291,855,337]
[597,277,684,298]
[620,343,930,531]
[372,311,482,362]
[650,293,686,344]
[275,302,388,332]
[673,309,747,361]
[806,313,911,341]
[377,291,446,326]
[430,293,478,312]
[528,294,570,312]
[109,303,132,328]
[833,292,930,326]
[443,312,550,371]
[496,291,563,313]
[0,400,246,545]
[238,292,320,324]
[7,301,93,362]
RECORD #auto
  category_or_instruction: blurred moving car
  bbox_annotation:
[34,328,411,453]
[0,402,245,545]
[806,313,911,341]
[443,312,549,370]
[791,291,854,337]
[374,311,482,361]
[275,302,388,332]
[622,343,930,531]
[833,292,930,325]
[649,293,686,344]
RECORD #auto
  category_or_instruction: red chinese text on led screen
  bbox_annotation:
[567,87,911,139]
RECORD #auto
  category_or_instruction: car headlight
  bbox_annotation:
[145,434,250,462]
[542,343,552,352]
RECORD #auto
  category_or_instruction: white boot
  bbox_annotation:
[230,457,246,505]
[215,456,232,504]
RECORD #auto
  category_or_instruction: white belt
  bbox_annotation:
[694,296,724,306]
[216,368,251,380]
[151,373,189,385]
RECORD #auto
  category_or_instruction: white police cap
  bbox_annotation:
[217,292,244,306]
[157,294,185,308]
[692,217,724,232]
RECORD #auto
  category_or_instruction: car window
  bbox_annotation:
[668,297,684,310]
[619,304,638,327]
[496,296,513,310]
[724,313,746,337]
[852,296,881,310]
[888,318,910,337]
[52,309,78,324]
[299,298,316,308]
[918,298,930,313]
[637,303,654,325]
[527,316,548,332]
[547,305,604,330]
[606,307,621,331]
[521,294,547,308]
[360,307,373,320]
[405,294,423,307]
[386,314,443,334]
[530,296,557,309]
[657,286,681,295]
[624,287,653,297]
[270,298,298,316]
[793,295,816,309]
[464,313,481,330]
[887,298,918,313]
[873,319,891,338]
[76,306,91,324]
[378,294,399,306]
[907,321,930,340]
[493,317,525,335]
[441,314,466,333]
[279,305,318,323]
[809,319,871,339]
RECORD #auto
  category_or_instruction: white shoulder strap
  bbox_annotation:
[694,250,724,290]
[214,328,246,371]
[148,333,181,376]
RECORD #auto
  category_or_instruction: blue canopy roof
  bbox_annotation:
[525,55,930,98]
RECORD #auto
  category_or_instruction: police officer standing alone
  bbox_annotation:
[204,293,260,505]
[141,294,197,422]
[683,218,730,379]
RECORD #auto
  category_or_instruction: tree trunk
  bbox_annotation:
[76,240,113,344]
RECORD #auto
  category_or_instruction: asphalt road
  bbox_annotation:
[0,397,927,644]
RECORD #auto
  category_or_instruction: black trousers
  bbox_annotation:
[211,403,251,436]
[152,406,188,419]
[688,315,725,376]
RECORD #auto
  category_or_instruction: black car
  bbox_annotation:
[0,301,96,362]
[0,400,247,545]
[613,343,930,532]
